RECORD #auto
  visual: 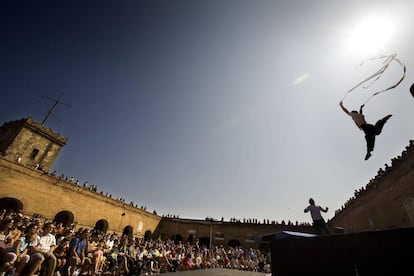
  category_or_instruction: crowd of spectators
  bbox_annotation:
[334,139,414,216]
[160,215,312,227]
[227,217,311,227]
[201,216,311,227]
[0,210,271,276]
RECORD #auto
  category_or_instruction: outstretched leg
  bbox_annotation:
[374,114,392,135]
[364,134,375,160]
[362,124,376,160]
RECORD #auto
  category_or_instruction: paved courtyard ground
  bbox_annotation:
[162,268,270,276]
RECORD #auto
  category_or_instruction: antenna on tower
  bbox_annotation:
[41,92,71,125]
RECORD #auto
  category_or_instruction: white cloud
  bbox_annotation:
[293,73,310,85]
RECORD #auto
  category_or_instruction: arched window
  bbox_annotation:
[144,230,152,241]
[54,210,74,227]
[94,219,109,234]
[228,239,241,248]
[171,234,183,244]
[0,197,23,212]
[30,148,39,160]
[123,225,133,239]
[199,237,210,248]
[188,233,195,244]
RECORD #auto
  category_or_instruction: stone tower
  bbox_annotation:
[0,117,67,171]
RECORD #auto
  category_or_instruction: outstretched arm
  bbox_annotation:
[320,206,328,213]
[359,104,364,114]
[339,101,350,116]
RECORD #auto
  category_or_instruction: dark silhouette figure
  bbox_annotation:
[304,198,330,235]
[340,101,392,160]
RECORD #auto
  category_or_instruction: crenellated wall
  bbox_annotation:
[331,140,414,233]
[0,117,67,171]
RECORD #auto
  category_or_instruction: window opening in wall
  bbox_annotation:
[123,226,133,239]
[144,230,152,241]
[95,219,109,234]
[228,239,241,247]
[245,234,256,243]
[54,211,74,227]
[215,232,224,240]
[0,197,23,212]
[30,148,40,160]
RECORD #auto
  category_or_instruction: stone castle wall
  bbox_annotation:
[331,140,414,233]
[8,127,63,171]
[0,155,314,248]
[0,157,160,236]
[0,117,67,172]
[2,113,414,243]
[153,217,314,249]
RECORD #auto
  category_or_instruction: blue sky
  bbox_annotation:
[1,0,414,223]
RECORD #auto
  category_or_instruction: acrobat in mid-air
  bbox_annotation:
[340,101,392,160]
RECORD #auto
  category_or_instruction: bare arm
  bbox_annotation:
[320,206,328,213]
[70,245,80,259]
[49,244,56,253]
[12,239,22,255]
[339,101,350,116]
[359,104,364,114]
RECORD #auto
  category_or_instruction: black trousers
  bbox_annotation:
[313,219,330,235]
[361,119,387,153]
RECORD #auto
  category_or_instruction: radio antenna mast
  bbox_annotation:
[41,92,71,125]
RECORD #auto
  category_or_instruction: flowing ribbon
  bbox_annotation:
[341,54,406,105]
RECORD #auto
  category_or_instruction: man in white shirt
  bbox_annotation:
[304,198,330,235]
[340,101,392,160]
[105,233,116,250]
[31,222,57,276]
